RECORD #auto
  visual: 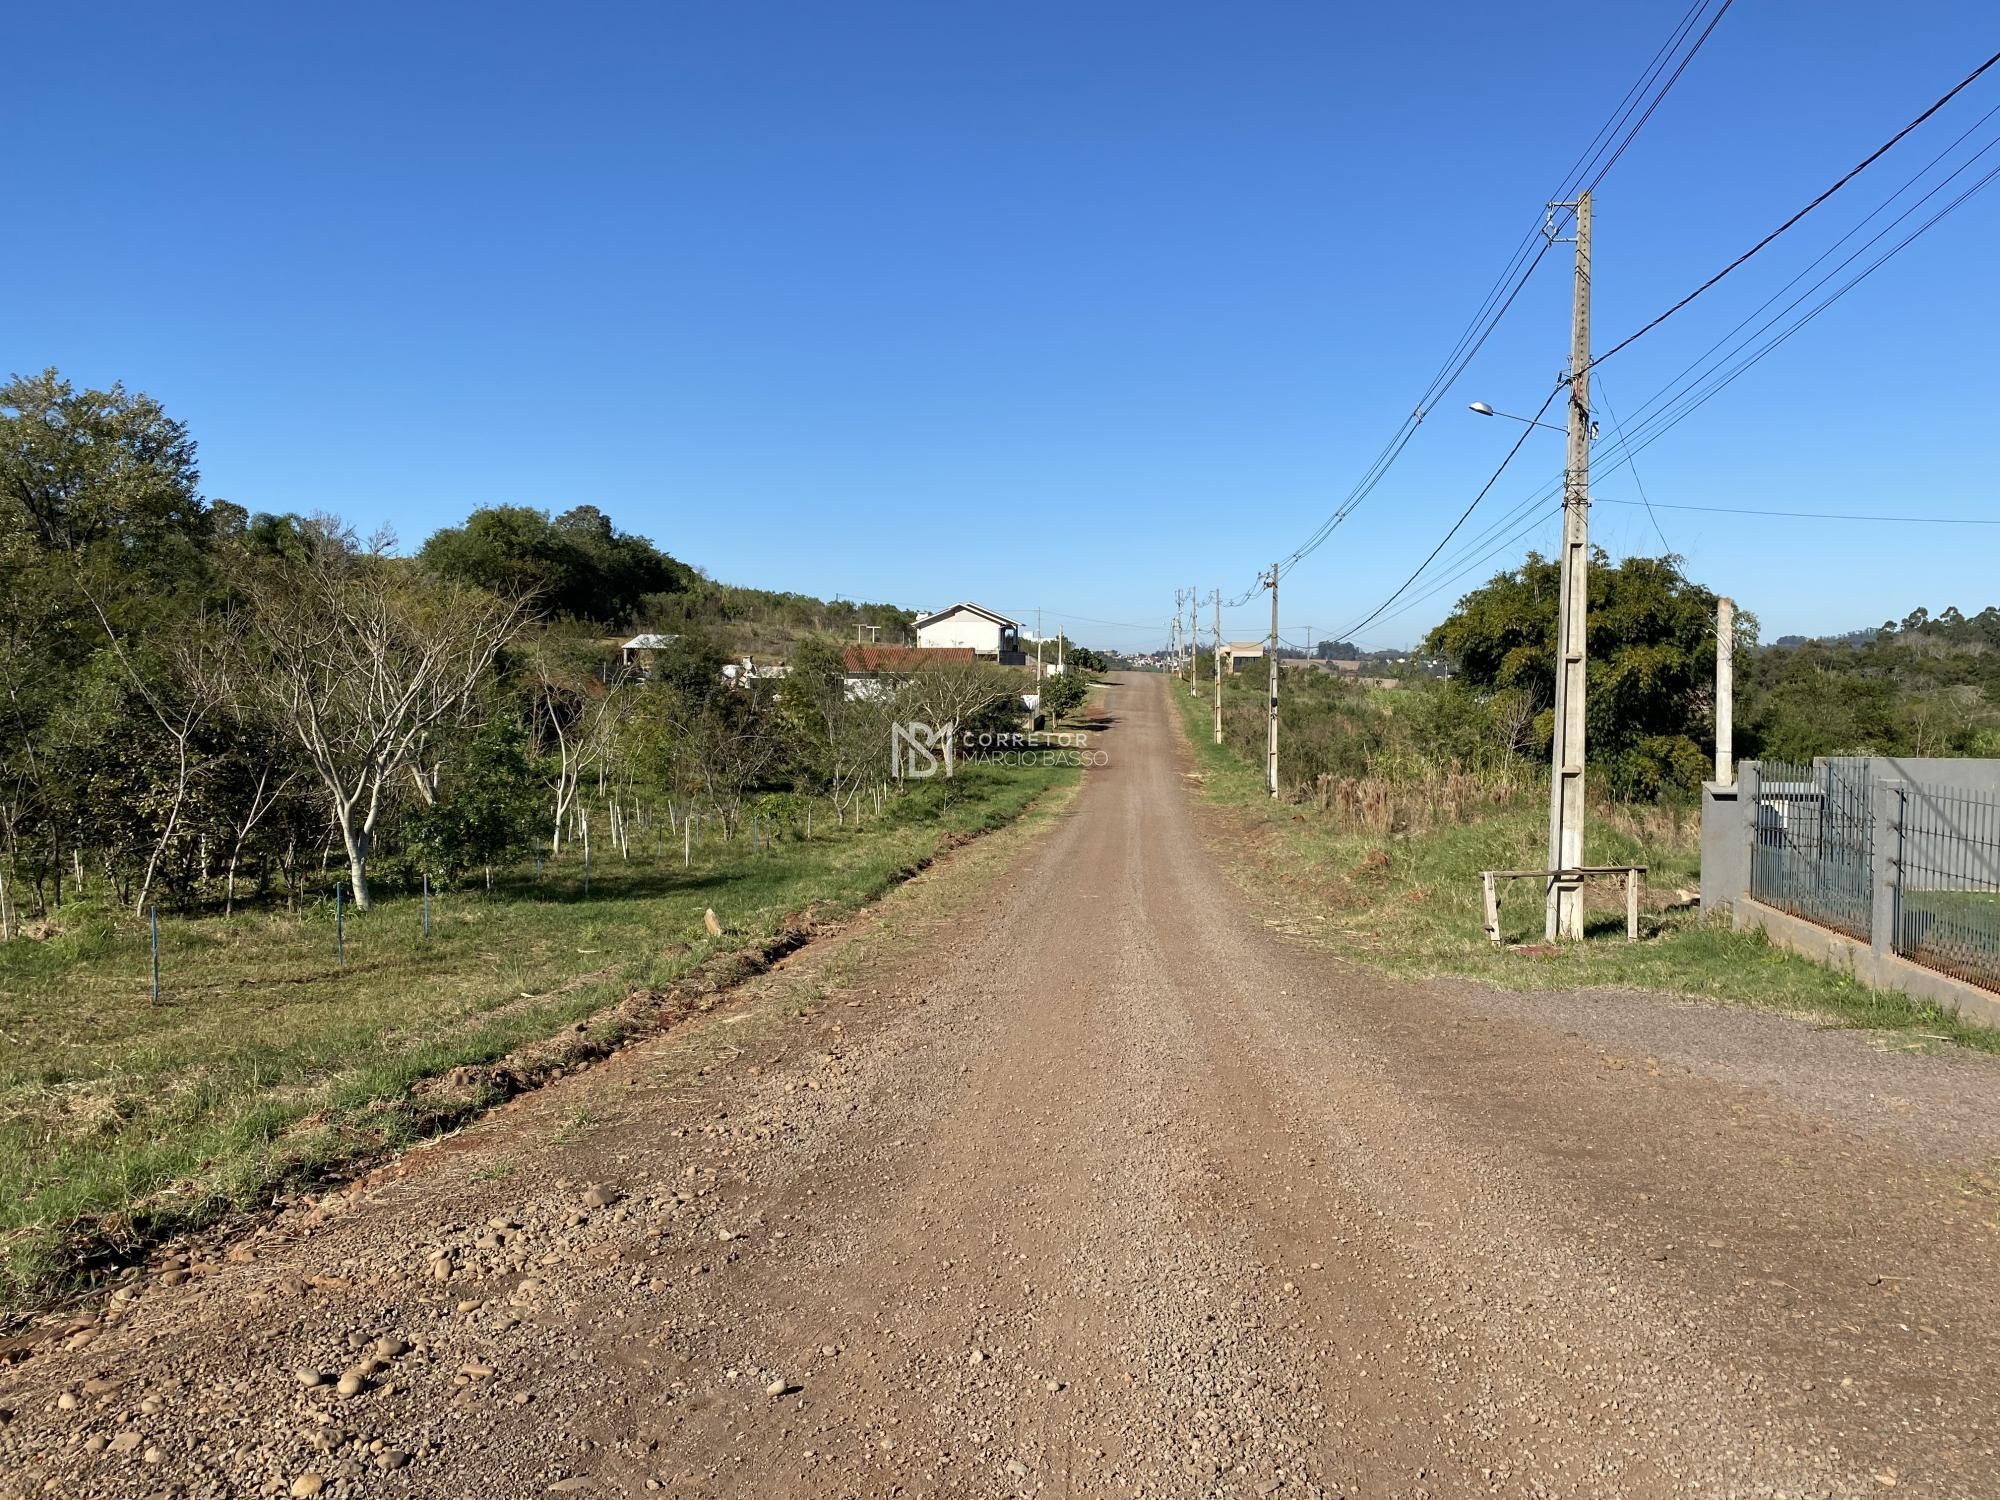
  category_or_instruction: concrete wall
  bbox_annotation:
[1700,757,2000,1025]
[1700,780,1746,918]
[1734,896,2000,1030]
[1826,755,2000,795]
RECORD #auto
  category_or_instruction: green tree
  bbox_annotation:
[419,505,691,627]
[1037,669,1089,720]
[1423,551,1730,799]
[0,370,215,924]
[404,719,541,885]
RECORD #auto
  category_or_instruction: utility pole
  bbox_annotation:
[1034,607,1044,723]
[1715,596,1734,785]
[1266,563,1280,798]
[1546,190,1593,940]
[1188,587,1199,694]
[1212,588,1222,745]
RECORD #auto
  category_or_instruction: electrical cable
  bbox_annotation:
[1592,373,1670,553]
[1595,43,2000,366]
[1337,381,1565,640]
[1355,105,2000,639]
[1593,498,2000,525]
[1216,0,1735,605]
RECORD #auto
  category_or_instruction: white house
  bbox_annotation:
[1223,641,1265,674]
[913,603,1023,661]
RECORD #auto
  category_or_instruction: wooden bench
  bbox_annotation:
[1480,865,1647,944]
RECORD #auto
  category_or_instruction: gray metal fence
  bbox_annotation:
[1890,781,2000,993]
[1749,757,1874,942]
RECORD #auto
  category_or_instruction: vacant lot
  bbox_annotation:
[8,675,2000,1498]
[1171,679,2000,1049]
[0,759,1075,1310]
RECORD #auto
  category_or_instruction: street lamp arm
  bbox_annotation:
[1468,401,1567,435]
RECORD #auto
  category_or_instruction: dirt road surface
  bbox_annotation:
[7,674,2000,1499]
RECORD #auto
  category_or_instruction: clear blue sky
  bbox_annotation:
[16,1,1999,652]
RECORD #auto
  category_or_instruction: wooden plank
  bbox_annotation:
[1482,872,1500,945]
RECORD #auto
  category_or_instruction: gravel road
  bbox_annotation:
[6,673,2000,1499]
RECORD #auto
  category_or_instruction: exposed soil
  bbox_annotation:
[5,673,1999,1499]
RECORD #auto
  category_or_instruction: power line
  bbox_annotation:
[1217,0,1735,604]
[1578,0,1735,194]
[1594,497,2000,526]
[1337,381,1565,640]
[1595,43,2000,367]
[1481,97,2000,536]
[1589,140,2000,481]
[1350,129,2000,641]
[1592,374,1670,553]
[1348,501,1565,643]
[1404,106,2000,622]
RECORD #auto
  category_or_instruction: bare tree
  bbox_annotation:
[895,658,1019,769]
[524,631,632,854]
[77,591,231,916]
[237,521,528,909]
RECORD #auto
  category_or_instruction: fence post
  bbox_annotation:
[335,880,345,971]
[150,905,161,1005]
[1735,761,1761,930]
[422,873,431,939]
[1871,780,1904,963]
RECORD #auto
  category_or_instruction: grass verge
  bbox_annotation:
[1169,683,2000,1054]
[0,758,1078,1313]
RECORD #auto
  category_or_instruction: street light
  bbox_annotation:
[1469,400,1598,441]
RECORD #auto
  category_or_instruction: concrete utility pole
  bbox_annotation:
[1212,588,1222,744]
[1715,596,1735,785]
[1035,607,1044,712]
[1266,563,1280,798]
[1176,592,1192,704]
[1546,191,1593,941]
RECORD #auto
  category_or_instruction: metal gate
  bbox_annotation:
[1891,781,2000,993]
[1749,758,1874,943]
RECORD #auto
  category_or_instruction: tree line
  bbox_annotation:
[1423,551,2000,797]
[0,370,1033,932]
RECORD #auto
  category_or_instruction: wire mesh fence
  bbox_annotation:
[1749,757,1874,943]
[1892,781,2000,994]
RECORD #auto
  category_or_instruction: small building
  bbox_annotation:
[914,603,1024,663]
[721,657,788,687]
[1223,641,1266,674]
[620,632,677,674]
[841,644,976,699]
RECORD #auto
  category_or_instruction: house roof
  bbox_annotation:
[911,602,1020,631]
[842,645,976,674]
[621,633,677,650]
[1225,640,1266,654]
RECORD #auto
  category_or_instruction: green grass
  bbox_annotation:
[0,758,1077,1311]
[1170,686,2000,1054]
